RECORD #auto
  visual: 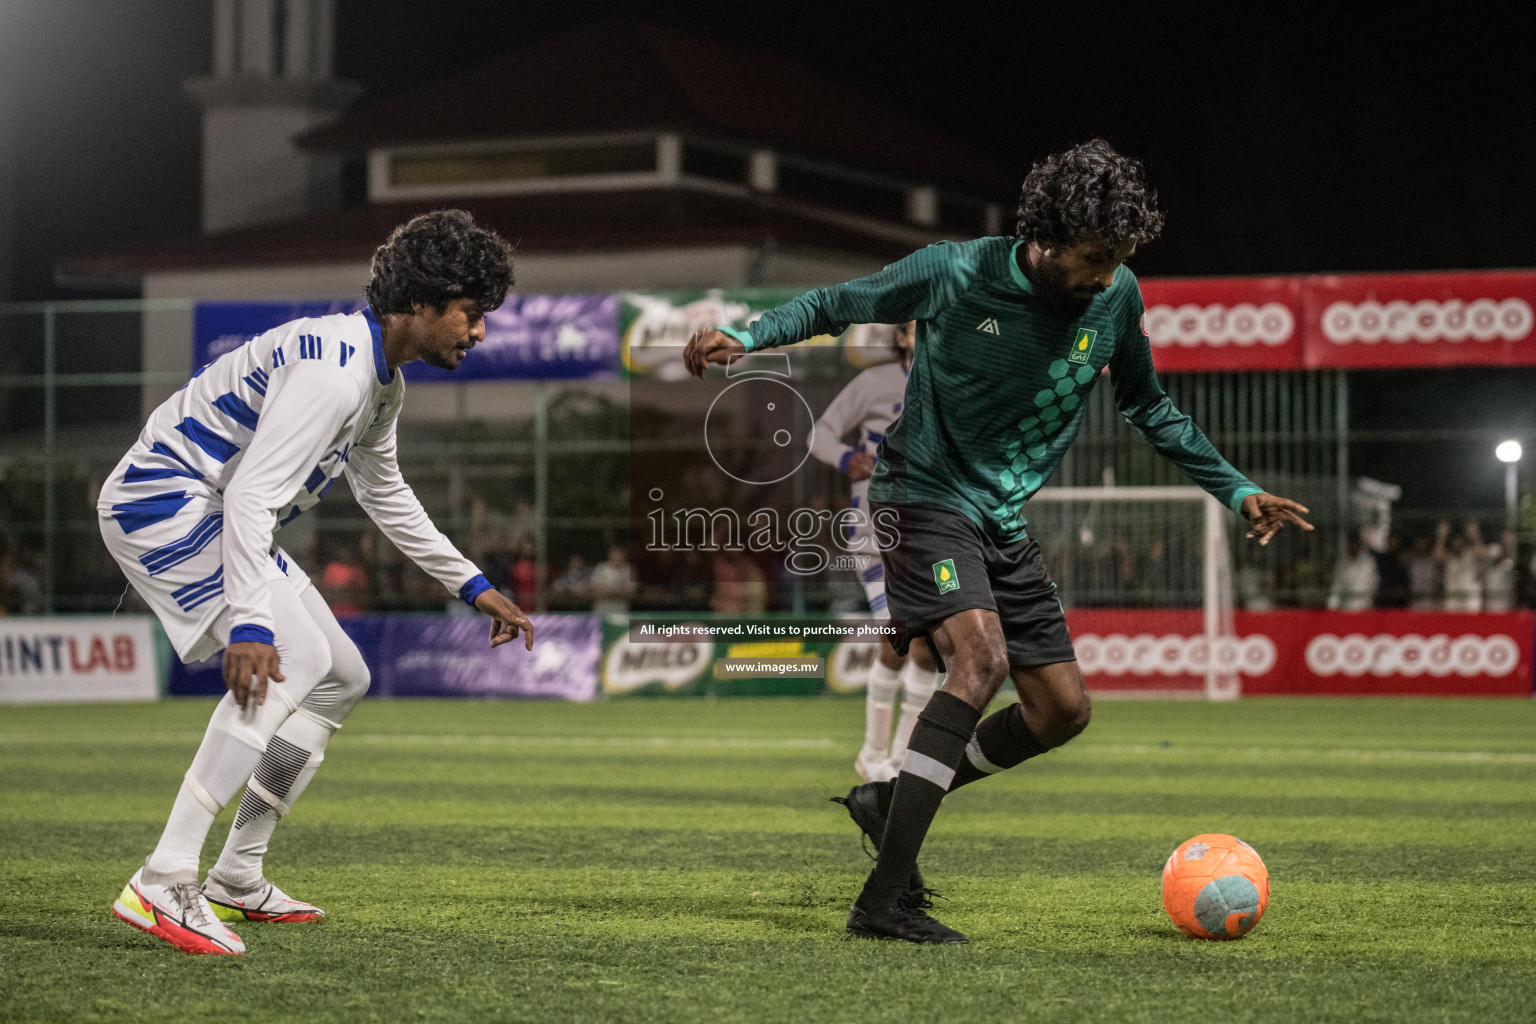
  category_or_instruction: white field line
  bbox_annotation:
[1072,743,1536,765]
[1,732,1533,764]
[341,734,838,751]
[0,732,836,751]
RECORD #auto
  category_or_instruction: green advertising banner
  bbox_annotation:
[598,615,880,697]
[619,288,903,379]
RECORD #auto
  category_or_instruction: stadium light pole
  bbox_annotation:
[1496,440,1522,535]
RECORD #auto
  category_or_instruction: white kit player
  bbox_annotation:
[97,211,534,955]
[811,322,943,782]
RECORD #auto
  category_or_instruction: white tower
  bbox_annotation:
[183,0,362,233]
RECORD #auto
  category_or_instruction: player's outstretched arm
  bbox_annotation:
[684,329,746,378]
[474,588,535,650]
[1240,493,1314,546]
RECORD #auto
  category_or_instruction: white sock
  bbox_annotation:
[861,660,902,760]
[890,663,945,766]
[209,708,336,893]
[144,696,268,882]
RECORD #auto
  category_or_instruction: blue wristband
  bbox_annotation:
[229,624,275,646]
[458,573,494,607]
[838,450,854,475]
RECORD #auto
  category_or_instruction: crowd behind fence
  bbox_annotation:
[1,301,1530,619]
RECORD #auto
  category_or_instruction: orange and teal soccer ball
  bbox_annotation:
[1161,833,1270,940]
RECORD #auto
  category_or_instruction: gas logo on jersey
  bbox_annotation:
[932,559,960,594]
[1068,328,1098,364]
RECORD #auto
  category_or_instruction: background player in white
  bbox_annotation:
[97,210,533,955]
[811,322,942,782]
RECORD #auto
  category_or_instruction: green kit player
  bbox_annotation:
[684,139,1312,944]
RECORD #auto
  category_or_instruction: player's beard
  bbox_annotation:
[1031,255,1103,319]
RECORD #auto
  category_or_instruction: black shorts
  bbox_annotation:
[874,501,1075,672]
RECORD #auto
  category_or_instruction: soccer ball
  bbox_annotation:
[1161,833,1269,940]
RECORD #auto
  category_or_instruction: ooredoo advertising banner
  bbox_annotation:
[0,616,160,703]
[1303,271,1536,369]
[1139,277,1304,372]
[1068,609,1534,696]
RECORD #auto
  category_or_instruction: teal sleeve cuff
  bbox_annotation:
[717,325,756,351]
[1229,485,1264,516]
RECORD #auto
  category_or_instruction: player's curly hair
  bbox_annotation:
[1014,139,1165,249]
[366,209,515,316]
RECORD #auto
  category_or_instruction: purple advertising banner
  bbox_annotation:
[193,295,620,381]
[404,293,620,382]
[169,613,599,702]
[374,614,599,700]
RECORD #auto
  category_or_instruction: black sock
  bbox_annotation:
[947,703,1052,791]
[866,690,981,896]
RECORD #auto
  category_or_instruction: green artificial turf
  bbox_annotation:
[2,696,1535,1023]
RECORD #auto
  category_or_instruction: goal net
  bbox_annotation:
[1026,486,1240,699]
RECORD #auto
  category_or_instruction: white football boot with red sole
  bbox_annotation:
[203,876,325,923]
[113,868,245,955]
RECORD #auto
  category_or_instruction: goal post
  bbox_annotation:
[1027,486,1241,700]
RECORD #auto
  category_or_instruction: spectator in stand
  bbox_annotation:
[1436,520,1489,612]
[1483,529,1518,612]
[466,497,518,593]
[1403,534,1439,609]
[509,534,540,610]
[318,544,369,616]
[1327,533,1378,611]
[1372,532,1411,608]
[711,550,767,615]
[589,544,636,616]
[552,553,592,610]
[0,532,43,615]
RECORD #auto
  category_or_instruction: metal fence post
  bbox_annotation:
[42,304,57,613]
[534,382,549,613]
[1335,370,1350,559]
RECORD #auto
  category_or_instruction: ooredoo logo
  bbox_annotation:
[1321,298,1533,344]
[1074,634,1277,677]
[1144,303,1295,348]
[1304,633,1520,678]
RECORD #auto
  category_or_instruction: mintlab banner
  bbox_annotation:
[0,616,160,703]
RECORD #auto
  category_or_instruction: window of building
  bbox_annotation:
[776,162,907,222]
[389,141,658,189]
[680,141,749,185]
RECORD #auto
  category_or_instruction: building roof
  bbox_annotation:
[55,187,934,286]
[297,18,1014,196]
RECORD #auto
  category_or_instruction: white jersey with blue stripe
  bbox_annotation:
[811,359,908,609]
[97,309,488,661]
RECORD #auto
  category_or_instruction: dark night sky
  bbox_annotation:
[2,1,1533,301]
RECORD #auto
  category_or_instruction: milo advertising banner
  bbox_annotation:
[598,615,883,697]
[619,288,902,380]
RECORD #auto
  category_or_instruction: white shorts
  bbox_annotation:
[98,503,310,663]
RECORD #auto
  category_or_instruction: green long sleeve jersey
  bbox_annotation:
[726,236,1262,544]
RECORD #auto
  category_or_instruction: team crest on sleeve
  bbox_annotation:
[1068,328,1098,364]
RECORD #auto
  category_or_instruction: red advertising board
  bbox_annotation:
[1132,268,1536,371]
[1302,271,1536,369]
[1065,609,1534,697]
[1139,277,1305,372]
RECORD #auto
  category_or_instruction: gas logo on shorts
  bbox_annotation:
[1068,328,1097,364]
[932,559,960,594]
